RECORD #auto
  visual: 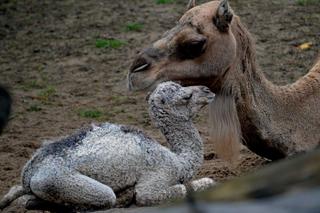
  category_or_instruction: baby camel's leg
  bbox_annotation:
[135,173,187,206]
[30,164,116,210]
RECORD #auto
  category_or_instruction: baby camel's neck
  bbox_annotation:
[155,115,204,178]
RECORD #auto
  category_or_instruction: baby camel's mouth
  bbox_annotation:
[207,94,215,102]
[199,87,216,104]
[198,94,215,109]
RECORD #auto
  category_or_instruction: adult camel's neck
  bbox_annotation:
[226,16,320,159]
[230,16,274,101]
[225,16,289,159]
[231,16,320,110]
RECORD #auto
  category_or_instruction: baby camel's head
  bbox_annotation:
[148,81,215,121]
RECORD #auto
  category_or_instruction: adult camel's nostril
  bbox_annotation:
[130,56,151,73]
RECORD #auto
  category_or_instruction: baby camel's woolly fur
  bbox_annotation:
[0,82,215,211]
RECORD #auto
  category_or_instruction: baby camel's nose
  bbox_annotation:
[198,86,215,102]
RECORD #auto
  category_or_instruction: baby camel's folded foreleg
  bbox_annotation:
[135,172,188,206]
[135,183,187,206]
[135,173,216,206]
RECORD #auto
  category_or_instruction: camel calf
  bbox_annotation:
[0,82,215,211]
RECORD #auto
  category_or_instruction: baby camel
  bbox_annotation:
[0,82,215,211]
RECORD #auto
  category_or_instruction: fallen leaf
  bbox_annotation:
[298,42,312,50]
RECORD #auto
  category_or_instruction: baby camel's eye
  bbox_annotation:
[182,93,193,101]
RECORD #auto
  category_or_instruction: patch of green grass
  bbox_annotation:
[27,80,43,89]
[37,86,56,102]
[296,0,320,5]
[125,22,144,32]
[127,114,135,121]
[78,109,103,119]
[27,104,42,112]
[156,0,174,4]
[95,39,126,49]
[21,80,45,91]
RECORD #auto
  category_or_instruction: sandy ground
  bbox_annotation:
[0,0,319,212]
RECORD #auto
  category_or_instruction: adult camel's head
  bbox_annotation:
[128,0,246,162]
[128,0,236,92]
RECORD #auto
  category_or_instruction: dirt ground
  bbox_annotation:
[0,0,319,212]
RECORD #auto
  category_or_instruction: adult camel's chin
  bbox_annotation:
[127,0,320,162]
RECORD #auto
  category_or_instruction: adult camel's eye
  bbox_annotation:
[177,38,207,60]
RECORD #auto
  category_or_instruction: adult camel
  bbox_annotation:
[127,0,320,161]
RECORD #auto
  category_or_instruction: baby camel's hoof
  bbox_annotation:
[189,178,217,192]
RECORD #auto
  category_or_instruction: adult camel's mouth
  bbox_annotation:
[127,72,163,92]
[131,63,150,73]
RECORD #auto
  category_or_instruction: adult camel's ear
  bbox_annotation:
[214,0,233,32]
[186,0,196,10]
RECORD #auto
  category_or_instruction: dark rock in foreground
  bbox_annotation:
[94,148,320,213]
[94,188,320,213]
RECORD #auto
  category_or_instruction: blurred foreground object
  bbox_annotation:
[0,86,11,134]
[96,148,320,213]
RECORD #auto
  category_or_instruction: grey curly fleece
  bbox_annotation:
[0,82,216,211]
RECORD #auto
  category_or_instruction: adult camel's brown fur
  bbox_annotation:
[127,0,320,161]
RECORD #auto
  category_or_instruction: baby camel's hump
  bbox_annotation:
[23,123,154,192]
[70,123,147,189]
